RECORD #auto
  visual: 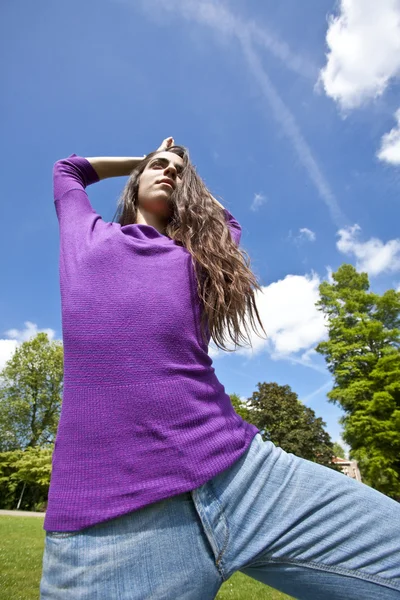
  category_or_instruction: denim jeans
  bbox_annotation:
[40,433,400,599]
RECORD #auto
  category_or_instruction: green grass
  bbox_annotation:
[216,574,293,599]
[0,515,293,599]
[0,515,47,600]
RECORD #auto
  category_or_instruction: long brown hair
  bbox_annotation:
[111,145,267,352]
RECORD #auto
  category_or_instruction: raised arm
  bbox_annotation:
[85,136,178,180]
[84,156,145,181]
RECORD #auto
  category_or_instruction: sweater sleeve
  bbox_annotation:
[53,153,102,225]
[223,208,242,246]
[53,153,100,201]
[52,154,104,262]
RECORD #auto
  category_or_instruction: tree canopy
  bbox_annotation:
[332,442,346,459]
[315,264,400,499]
[230,382,340,470]
[0,332,63,452]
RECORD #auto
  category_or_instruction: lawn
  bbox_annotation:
[0,515,294,599]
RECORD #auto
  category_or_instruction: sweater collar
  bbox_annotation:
[121,223,174,243]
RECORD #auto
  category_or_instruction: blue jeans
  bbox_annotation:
[40,433,400,599]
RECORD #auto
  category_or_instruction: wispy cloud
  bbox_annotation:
[299,228,316,242]
[276,353,329,375]
[288,227,316,245]
[120,0,347,227]
[239,32,346,227]
[132,0,318,79]
[250,192,266,212]
[242,19,318,79]
[300,380,332,405]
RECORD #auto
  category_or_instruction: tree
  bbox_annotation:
[0,447,52,511]
[0,332,64,451]
[232,382,340,470]
[332,442,346,459]
[230,393,253,422]
[315,264,400,499]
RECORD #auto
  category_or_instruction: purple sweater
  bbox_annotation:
[44,154,260,532]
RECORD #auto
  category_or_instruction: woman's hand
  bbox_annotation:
[156,137,174,152]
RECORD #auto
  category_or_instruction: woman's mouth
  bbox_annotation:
[158,179,174,189]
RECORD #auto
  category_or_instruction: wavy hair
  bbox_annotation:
[111,145,267,352]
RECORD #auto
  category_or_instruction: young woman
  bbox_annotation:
[40,137,400,599]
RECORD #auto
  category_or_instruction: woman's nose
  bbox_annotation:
[165,165,177,179]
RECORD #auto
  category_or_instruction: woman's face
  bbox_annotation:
[137,151,184,218]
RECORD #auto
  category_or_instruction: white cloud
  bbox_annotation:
[319,0,400,110]
[210,272,328,363]
[240,395,253,407]
[299,228,316,242]
[326,265,334,283]
[0,339,19,375]
[261,273,328,357]
[295,227,317,242]
[208,344,219,359]
[377,107,400,165]
[337,224,400,275]
[288,228,316,244]
[0,321,57,373]
[250,192,266,212]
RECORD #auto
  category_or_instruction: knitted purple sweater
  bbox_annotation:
[43,154,260,532]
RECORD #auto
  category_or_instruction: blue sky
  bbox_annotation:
[2,0,400,455]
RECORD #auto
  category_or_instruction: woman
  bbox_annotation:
[40,137,400,599]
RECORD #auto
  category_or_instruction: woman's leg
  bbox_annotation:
[190,433,400,600]
[40,492,224,599]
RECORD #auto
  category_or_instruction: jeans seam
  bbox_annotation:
[191,484,230,582]
[207,480,230,571]
[243,556,400,592]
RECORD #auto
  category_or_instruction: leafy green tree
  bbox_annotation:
[230,393,253,422]
[0,332,63,451]
[316,264,400,499]
[0,447,52,510]
[232,382,340,469]
[332,442,346,459]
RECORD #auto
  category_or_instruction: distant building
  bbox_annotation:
[332,456,362,482]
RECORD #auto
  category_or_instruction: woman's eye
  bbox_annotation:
[152,161,182,177]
